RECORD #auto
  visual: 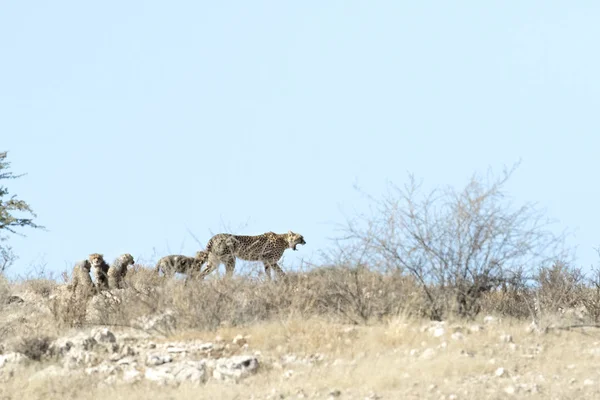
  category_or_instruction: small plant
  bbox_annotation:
[16,336,53,361]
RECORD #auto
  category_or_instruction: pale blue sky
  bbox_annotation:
[1,2,599,277]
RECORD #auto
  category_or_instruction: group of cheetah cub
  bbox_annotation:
[70,231,306,294]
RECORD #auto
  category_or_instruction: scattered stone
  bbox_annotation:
[144,360,207,385]
[451,332,465,341]
[166,347,187,354]
[0,352,28,368]
[432,327,445,338]
[146,353,173,366]
[495,367,507,378]
[328,389,341,398]
[232,334,247,347]
[365,391,381,400]
[469,325,483,333]
[213,355,259,382]
[283,369,294,379]
[199,342,214,351]
[584,379,595,386]
[116,356,136,366]
[421,348,436,360]
[483,315,497,325]
[122,368,142,383]
[504,385,517,395]
[92,328,116,344]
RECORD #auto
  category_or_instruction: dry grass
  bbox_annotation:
[2,315,600,399]
[2,265,600,399]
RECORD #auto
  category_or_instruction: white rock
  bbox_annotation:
[198,342,214,351]
[50,334,97,356]
[213,355,259,382]
[284,369,294,379]
[146,353,173,366]
[0,352,28,368]
[432,327,445,338]
[495,367,507,377]
[144,360,207,385]
[116,356,136,366]
[483,316,497,324]
[166,346,187,354]
[504,385,516,395]
[92,328,116,343]
[122,368,142,383]
[451,332,465,341]
[469,325,483,333]
[421,348,436,360]
[232,334,247,346]
[63,350,100,369]
[133,310,177,333]
[584,379,595,386]
[85,362,116,375]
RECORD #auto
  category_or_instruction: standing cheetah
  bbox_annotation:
[89,253,110,291]
[196,231,306,280]
[108,253,135,289]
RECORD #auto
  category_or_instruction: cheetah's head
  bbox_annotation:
[88,253,105,268]
[287,231,306,251]
[121,253,135,266]
[81,259,92,272]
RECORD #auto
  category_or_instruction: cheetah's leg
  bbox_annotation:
[198,259,220,280]
[224,257,236,279]
[270,262,286,280]
[263,262,273,280]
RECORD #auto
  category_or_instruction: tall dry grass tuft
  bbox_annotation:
[7,257,600,343]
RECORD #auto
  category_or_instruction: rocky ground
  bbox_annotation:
[2,281,600,399]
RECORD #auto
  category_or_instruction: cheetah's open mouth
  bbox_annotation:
[292,239,307,251]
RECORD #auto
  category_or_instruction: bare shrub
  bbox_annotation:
[0,273,9,306]
[536,261,585,314]
[296,265,422,324]
[479,274,534,319]
[338,165,567,320]
[50,290,91,328]
[15,336,52,361]
[23,278,57,299]
[581,250,600,322]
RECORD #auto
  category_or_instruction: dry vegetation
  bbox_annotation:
[2,161,600,398]
[1,263,600,399]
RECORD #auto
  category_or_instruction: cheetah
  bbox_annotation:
[70,259,94,294]
[196,231,306,280]
[89,253,110,291]
[155,254,203,280]
[108,253,135,289]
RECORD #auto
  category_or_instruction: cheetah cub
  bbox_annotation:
[108,253,135,289]
[155,254,203,279]
[71,259,94,294]
[89,253,110,291]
